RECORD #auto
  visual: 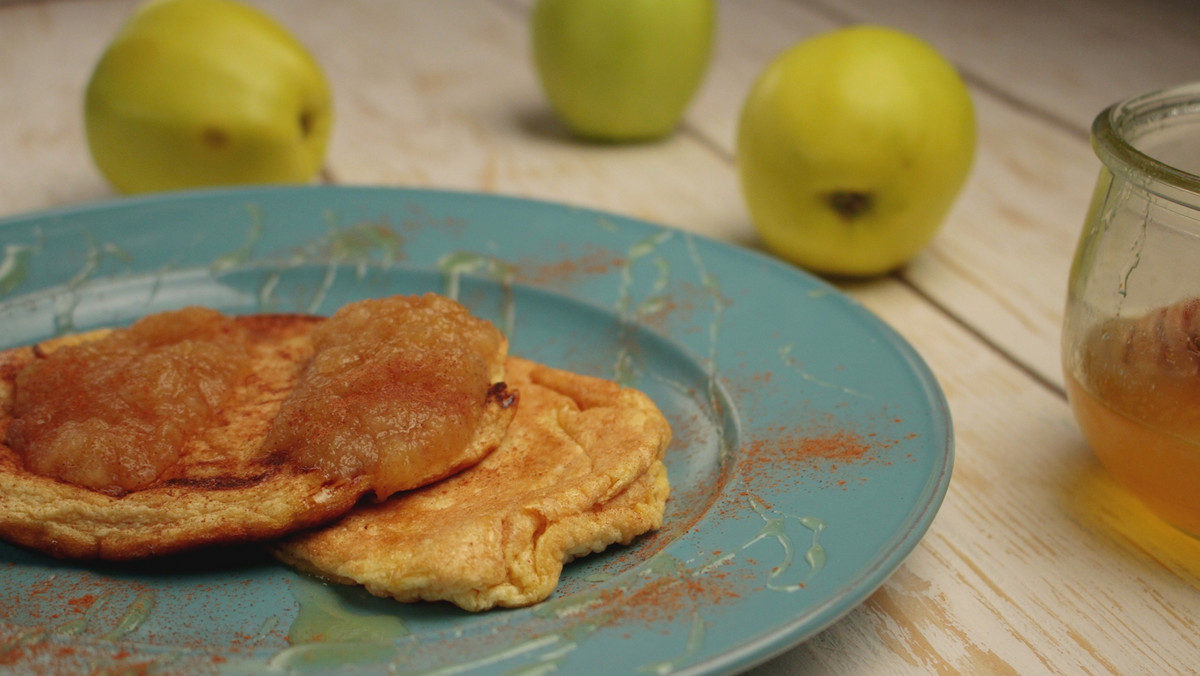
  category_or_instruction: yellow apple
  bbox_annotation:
[84,0,332,194]
[531,0,715,142]
[736,25,975,276]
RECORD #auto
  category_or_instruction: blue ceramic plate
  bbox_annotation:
[0,186,952,675]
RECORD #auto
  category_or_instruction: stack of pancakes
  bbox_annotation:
[0,294,671,611]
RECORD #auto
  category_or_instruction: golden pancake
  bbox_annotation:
[0,296,515,561]
[274,357,671,611]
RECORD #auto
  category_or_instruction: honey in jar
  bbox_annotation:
[1066,298,1200,536]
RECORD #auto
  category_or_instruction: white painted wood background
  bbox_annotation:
[2,0,1200,673]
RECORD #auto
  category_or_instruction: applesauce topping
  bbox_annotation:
[6,307,252,495]
[262,294,506,499]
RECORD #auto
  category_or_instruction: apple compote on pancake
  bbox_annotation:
[0,312,373,560]
[0,294,516,560]
[6,307,251,495]
[262,294,512,499]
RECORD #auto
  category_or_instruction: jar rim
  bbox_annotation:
[1093,81,1200,202]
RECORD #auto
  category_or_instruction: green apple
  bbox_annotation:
[531,0,715,142]
[736,25,975,276]
[84,0,332,194]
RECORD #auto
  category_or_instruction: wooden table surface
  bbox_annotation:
[3,0,1200,673]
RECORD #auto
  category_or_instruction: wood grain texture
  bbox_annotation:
[1,0,1198,673]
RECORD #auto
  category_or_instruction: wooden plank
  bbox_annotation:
[0,0,135,213]
[809,0,1200,132]
[769,281,1200,675]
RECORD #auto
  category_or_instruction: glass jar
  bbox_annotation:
[1063,82,1200,538]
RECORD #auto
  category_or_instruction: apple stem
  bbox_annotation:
[826,191,873,220]
[299,110,315,138]
[201,127,230,150]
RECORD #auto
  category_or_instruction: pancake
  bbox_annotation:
[273,357,672,611]
[0,296,516,561]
